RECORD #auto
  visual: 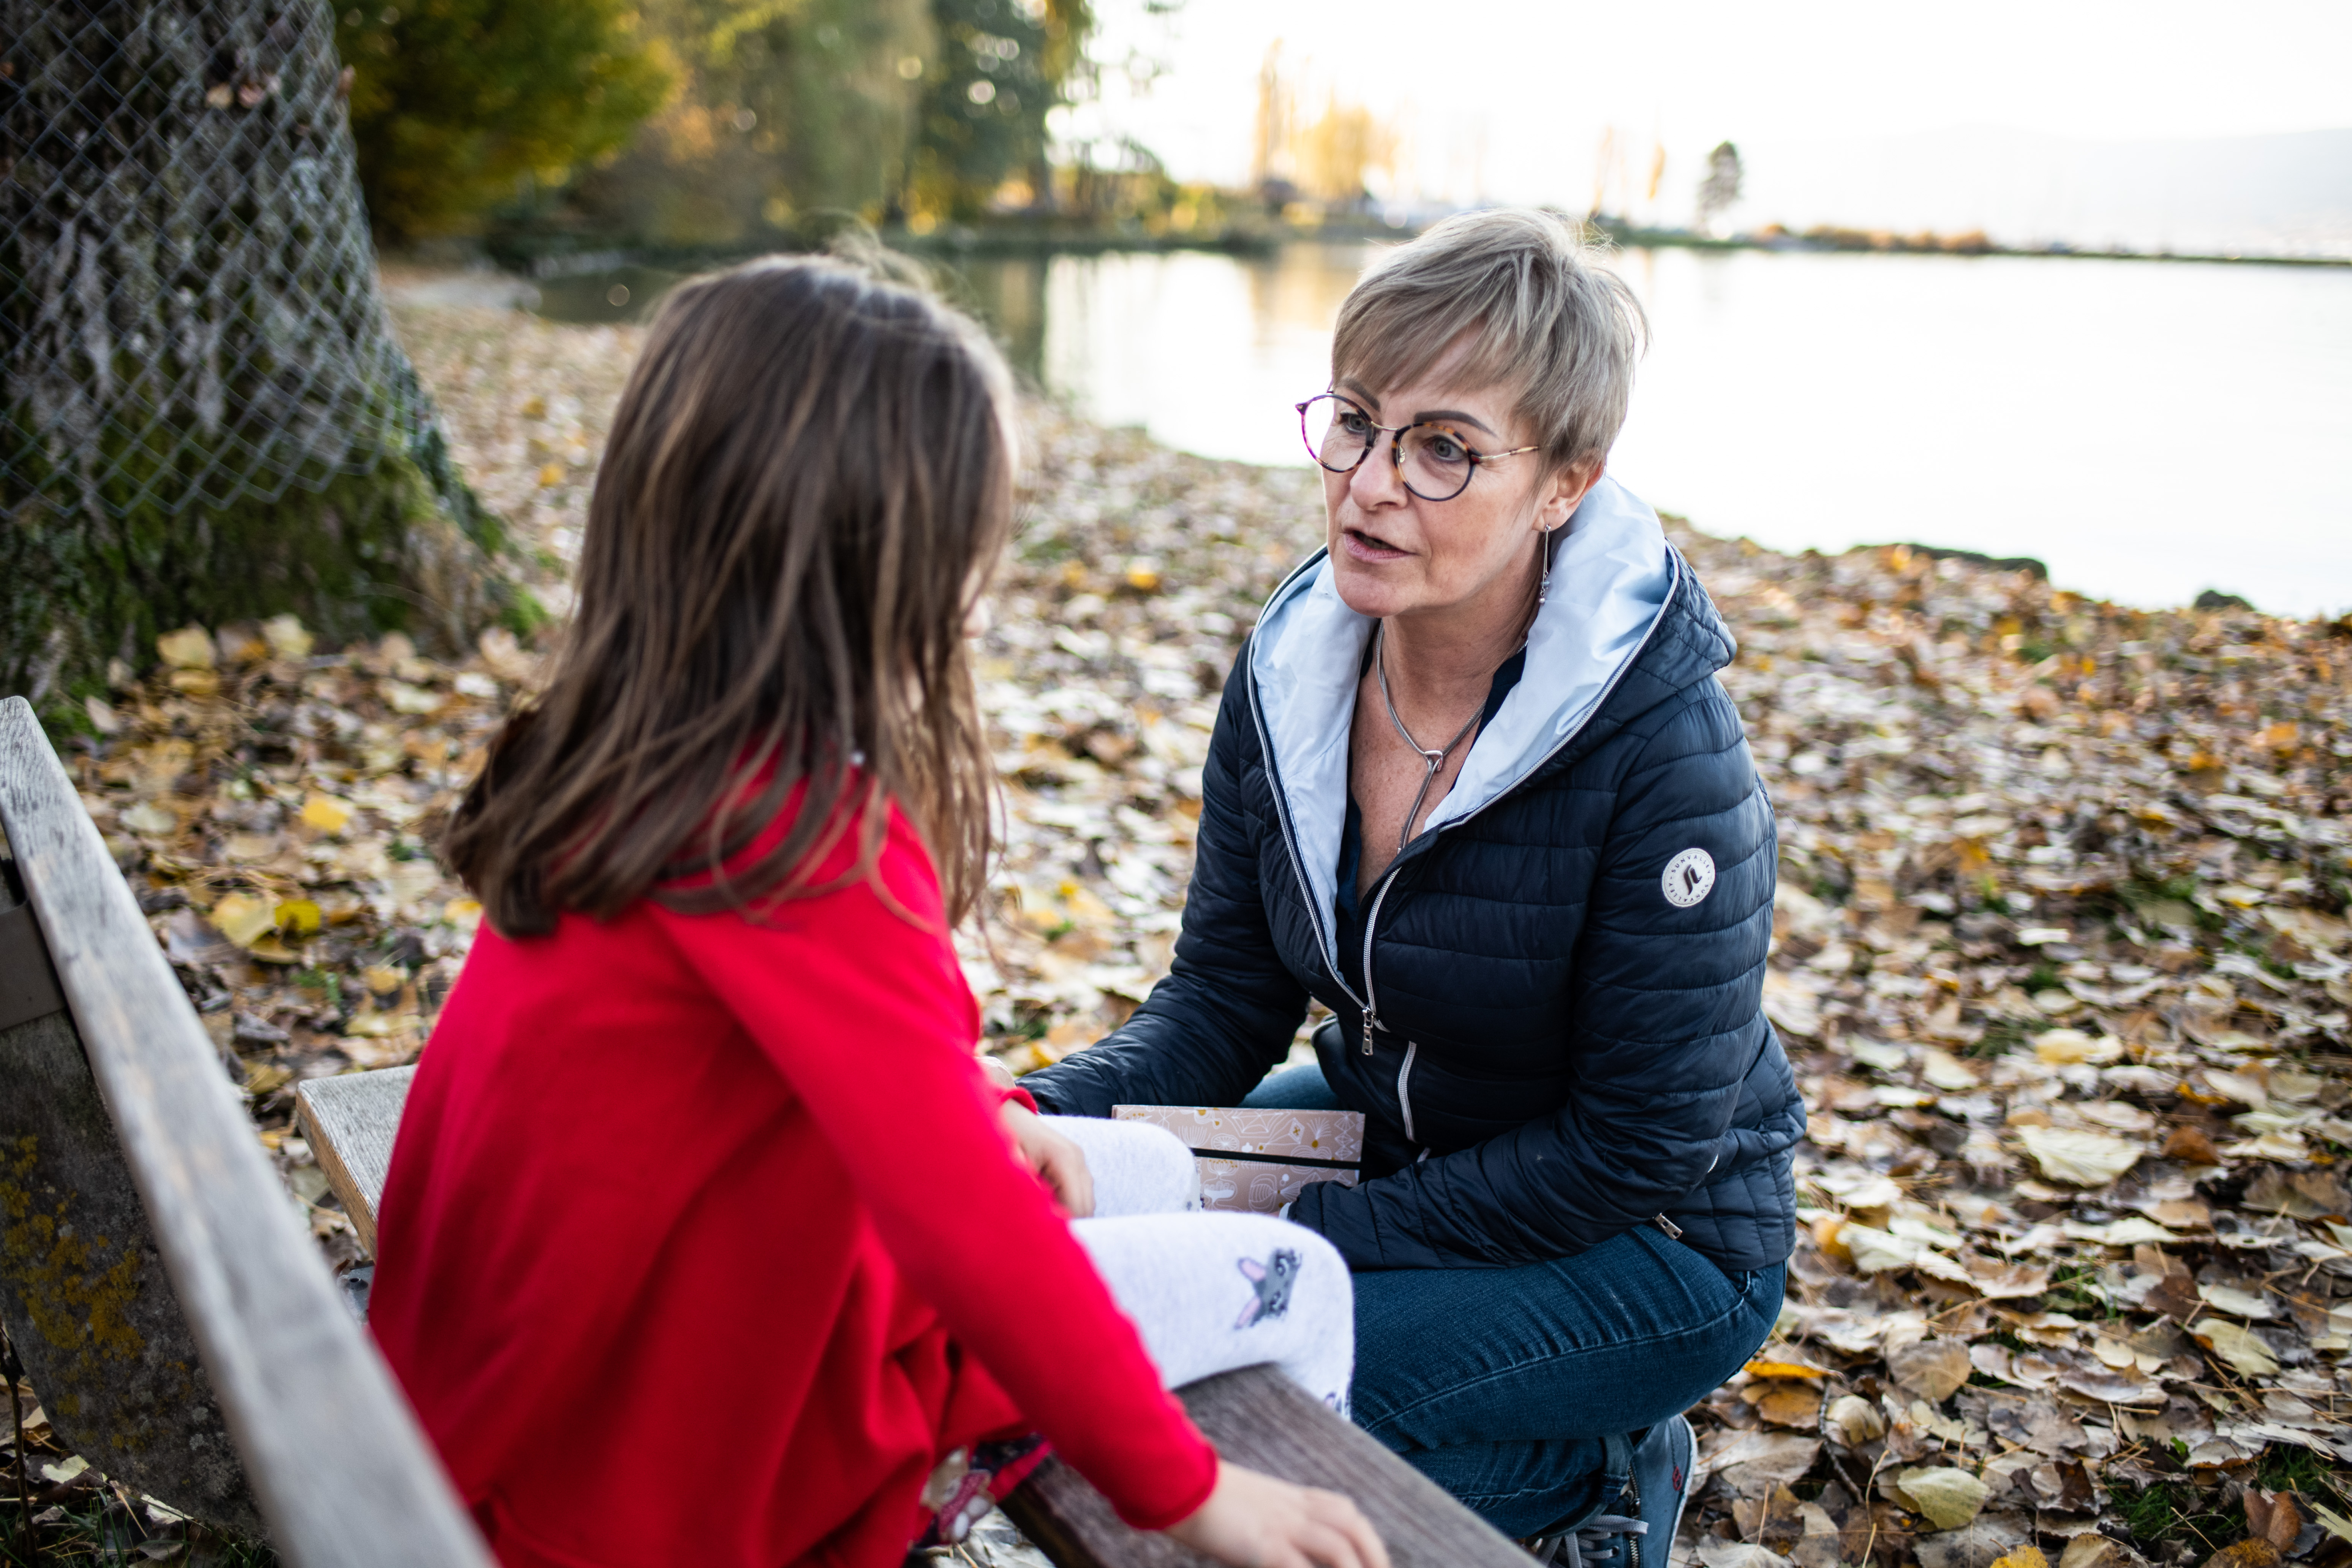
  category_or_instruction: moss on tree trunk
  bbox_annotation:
[1,0,522,723]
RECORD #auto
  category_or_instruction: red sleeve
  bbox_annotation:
[650,810,1217,1531]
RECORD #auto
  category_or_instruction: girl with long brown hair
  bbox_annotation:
[364,253,1385,1568]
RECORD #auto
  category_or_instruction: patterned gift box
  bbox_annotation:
[1110,1105,1365,1215]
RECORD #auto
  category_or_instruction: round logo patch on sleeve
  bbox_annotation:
[1662,847,1717,908]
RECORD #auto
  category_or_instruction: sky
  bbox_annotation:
[1066,0,2352,232]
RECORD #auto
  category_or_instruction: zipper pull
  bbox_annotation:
[1652,1212,1684,1240]
[1360,1005,1378,1052]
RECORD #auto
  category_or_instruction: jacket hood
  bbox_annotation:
[1248,475,1719,967]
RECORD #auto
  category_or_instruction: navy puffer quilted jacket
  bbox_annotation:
[1024,478,1804,1274]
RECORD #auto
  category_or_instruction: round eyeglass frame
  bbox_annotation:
[1295,391,1541,502]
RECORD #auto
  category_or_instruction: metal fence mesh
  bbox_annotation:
[2,0,436,521]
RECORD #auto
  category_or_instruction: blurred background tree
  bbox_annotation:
[567,0,934,248]
[1695,139,1744,235]
[901,0,1091,224]
[337,0,672,240]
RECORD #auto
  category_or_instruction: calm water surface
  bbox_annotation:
[952,244,2352,618]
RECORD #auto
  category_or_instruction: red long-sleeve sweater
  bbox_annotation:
[368,803,1217,1568]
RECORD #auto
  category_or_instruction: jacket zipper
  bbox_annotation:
[1242,620,1370,1025]
[1246,549,1687,1067]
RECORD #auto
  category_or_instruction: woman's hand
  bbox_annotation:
[999,1099,1095,1218]
[1166,1461,1389,1568]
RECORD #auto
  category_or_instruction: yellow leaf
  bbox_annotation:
[1989,1549,2051,1568]
[362,964,406,995]
[157,624,215,669]
[442,897,483,928]
[1125,563,1161,592]
[209,891,277,948]
[300,793,354,833]
[345,1009,411,1039]
[262,613,315,660]
[520,395,546,417]
[538,461,564,487]
[275,899,322,937]
[1743,1356,1831,1381]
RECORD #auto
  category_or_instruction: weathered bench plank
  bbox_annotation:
[0,695,493,1568]
[296,1065,1528,1568]
[1002,1366,1529,1568]
[295,1066,414,1255]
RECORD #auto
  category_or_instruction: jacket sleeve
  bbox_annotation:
[1290,680,1778,1269]
[1023,650,1310,1117]
[656,811,1219,1530]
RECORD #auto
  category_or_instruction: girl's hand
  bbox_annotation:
[999,1100,1095,1218]
[1166,1461,1390,1568]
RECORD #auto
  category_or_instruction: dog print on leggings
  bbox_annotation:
[1235,1249,1301,1329]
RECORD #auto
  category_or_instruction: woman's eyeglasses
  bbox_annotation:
[1296,392,1540,503]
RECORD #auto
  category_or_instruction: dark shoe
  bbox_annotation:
[1520,1415,1694,1568]
[1627,1413,1695,1568]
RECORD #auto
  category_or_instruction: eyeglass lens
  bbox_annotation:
[1298,394,1477,502]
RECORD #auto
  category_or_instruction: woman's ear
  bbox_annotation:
[1533,458,1604,533]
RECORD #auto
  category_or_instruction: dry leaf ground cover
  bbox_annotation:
[6,283,2350,1568]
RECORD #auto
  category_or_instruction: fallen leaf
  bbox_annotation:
[2190,1320,2280,1377]
[1889,1338,1973,1402]
[2161,1124,2222,1165]
[207,891,278,948]
[157,625,215,669]
[1989,1549,2050,1568]
[301,793,354,833]
[1895,1467,1991,1530]
[1697,1543,1795,1568]
[1824,1393,1886,1446]
[122,800,179,835]
[1744,1355,1832,1381]
[2059,1535,2145,1568]
[2199,1542,2280,1568]
[2015,1125,2142,1186]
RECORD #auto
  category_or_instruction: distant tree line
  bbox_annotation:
[339,0,1105,250]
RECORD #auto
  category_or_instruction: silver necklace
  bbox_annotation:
[1374,619,1490,854]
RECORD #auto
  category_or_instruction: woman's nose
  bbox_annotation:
[1348,436,1410,509]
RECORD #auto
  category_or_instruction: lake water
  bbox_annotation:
[528,243,2352,616]
[947,244,2352,619]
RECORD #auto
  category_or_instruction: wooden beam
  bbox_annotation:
[1000,1364,1528,1568]
[0,697,493,1568]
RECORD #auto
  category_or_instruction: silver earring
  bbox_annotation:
[1538,526,1555,606]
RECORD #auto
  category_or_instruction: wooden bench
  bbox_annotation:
[4,691,1525,1567]
[0,695,495,1566]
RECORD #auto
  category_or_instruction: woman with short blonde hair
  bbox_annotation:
[1025,208,1802,1562]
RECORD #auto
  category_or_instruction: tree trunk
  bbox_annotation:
[0,0,515,719]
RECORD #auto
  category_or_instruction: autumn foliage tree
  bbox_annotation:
[336,0,672,240]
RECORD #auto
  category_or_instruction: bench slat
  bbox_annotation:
[1001,1364,1529,1568]
[0,696,494,1568]
[295,1065,416,1254]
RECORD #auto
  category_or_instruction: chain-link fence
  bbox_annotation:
[2,0,449,523]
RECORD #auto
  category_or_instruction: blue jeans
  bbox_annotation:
[1243,1064,1784,1536]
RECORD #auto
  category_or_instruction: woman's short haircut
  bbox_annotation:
[1331,207,1646,476]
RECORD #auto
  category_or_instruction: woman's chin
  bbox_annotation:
[1329,556,1415,619]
